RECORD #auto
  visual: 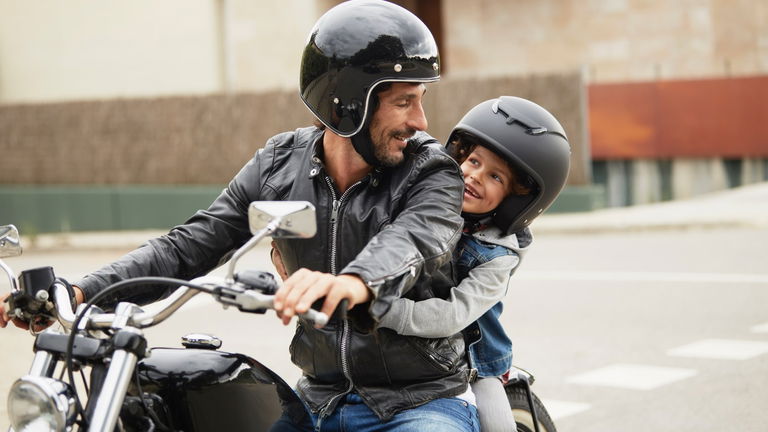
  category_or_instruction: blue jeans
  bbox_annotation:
[271,393,479,432]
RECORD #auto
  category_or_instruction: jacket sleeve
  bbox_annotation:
[340,148,465,321]
[75,145,275,310]
[377,254,519,337]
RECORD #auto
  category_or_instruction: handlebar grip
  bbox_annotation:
[300,309,329,327]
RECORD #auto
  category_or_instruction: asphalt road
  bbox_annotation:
[1,226,767,431]
[508,227,768,431]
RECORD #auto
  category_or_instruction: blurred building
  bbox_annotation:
[1,0,766,232]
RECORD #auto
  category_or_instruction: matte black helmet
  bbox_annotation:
[299,0,440,163]
[448,96,571,235]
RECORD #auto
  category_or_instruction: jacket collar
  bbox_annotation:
[470,225,533,255]
[306,129,383,188]
[307,128,325,179]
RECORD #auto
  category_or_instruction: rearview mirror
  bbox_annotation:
[227,202,316,281]
[248,201,316,239]
[0,225,22,258]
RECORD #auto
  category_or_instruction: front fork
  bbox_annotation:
[28,350,57,377]
[87,327,146,432]
[19,331,145,432]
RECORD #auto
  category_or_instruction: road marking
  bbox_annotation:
[566,364,697,390]
[541,399,591,420]
[515,270,768,284]
[751,322,768,333]
[667,339,768,360]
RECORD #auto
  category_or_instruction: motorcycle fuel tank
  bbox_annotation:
[129,347,311,431]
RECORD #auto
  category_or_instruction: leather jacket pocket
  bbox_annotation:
[289,322,312,376]
[405,334,464,372]
[290,322,345,383]
[407,338,450,371]
[355,329,465,385]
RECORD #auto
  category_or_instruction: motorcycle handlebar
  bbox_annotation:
[50,275,329,331]
[51,282,77,329]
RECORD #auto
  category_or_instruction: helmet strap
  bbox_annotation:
[351,128,382,167]
[461,210,494,234]
[349,84,389,167]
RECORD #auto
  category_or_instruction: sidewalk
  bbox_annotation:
[19,182,768,251]
[535,181,768,234]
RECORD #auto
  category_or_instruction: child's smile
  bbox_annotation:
[460,146,513,214]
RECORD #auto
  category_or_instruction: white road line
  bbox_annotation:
[515,270,768,284]
[541,399,591,420]
[667,339,768,360]
[751,322,768,333]
[566,364,698,390]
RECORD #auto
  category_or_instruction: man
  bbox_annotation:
[1,2,476,430]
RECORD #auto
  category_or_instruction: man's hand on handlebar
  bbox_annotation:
[0,286,84,330]
[0,292,23,329]
[273,269,371,326]
[1,292,47,331]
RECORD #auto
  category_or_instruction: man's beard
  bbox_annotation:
[371,128,416,167]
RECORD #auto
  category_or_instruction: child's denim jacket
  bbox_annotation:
[376,226,532,379]
[455,227,531,377]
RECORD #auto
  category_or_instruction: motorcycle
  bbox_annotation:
[1,201,556,432]
[505,368,556,432]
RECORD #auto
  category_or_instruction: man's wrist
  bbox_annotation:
[338,274,372,304]
[72,285,85,305]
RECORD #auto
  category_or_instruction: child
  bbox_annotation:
[378,96,571,432]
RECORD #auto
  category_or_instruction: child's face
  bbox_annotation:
[460,146,513,214]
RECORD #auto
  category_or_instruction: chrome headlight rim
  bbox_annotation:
[8,375,76,432]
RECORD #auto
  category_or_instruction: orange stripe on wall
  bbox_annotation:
[589,76,768,159]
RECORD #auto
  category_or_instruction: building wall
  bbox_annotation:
[589,76,768,159]
[442,0,768,83]
[2,0,765,102]
[1,0,765,217]
[0,74,585,185]
[218,0,320,93]
[440,0,768,206]
[0,0,320,103]
[0,73,596,233]
[0,0,222,103]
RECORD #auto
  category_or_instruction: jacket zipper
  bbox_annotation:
[365,259,420,289]
[316,175,362,430]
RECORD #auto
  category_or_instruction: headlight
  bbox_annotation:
[8,376,76,432]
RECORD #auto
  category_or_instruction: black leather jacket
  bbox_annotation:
[77,126,468,421]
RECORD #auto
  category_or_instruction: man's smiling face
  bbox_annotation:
[368,82,429,167]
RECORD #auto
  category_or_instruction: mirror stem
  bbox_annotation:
[225,218,281,282]
[0,259,19,292]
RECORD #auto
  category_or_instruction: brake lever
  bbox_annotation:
[216,287,330,327]
[240,290,329,327]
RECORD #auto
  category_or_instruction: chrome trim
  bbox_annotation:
[87,329,142,432]
[28,350,56,377]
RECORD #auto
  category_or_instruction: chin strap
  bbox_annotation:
[461,211,494,234]
[350,130,381,167]
[349,86,386,167]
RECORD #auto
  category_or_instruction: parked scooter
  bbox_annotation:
[1,201,556,432]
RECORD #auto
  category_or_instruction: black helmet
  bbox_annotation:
[448,96,571,235]
[300,0,440,164]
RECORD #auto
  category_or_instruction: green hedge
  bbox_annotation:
[0,186,223,234]
[0,185,603,234]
